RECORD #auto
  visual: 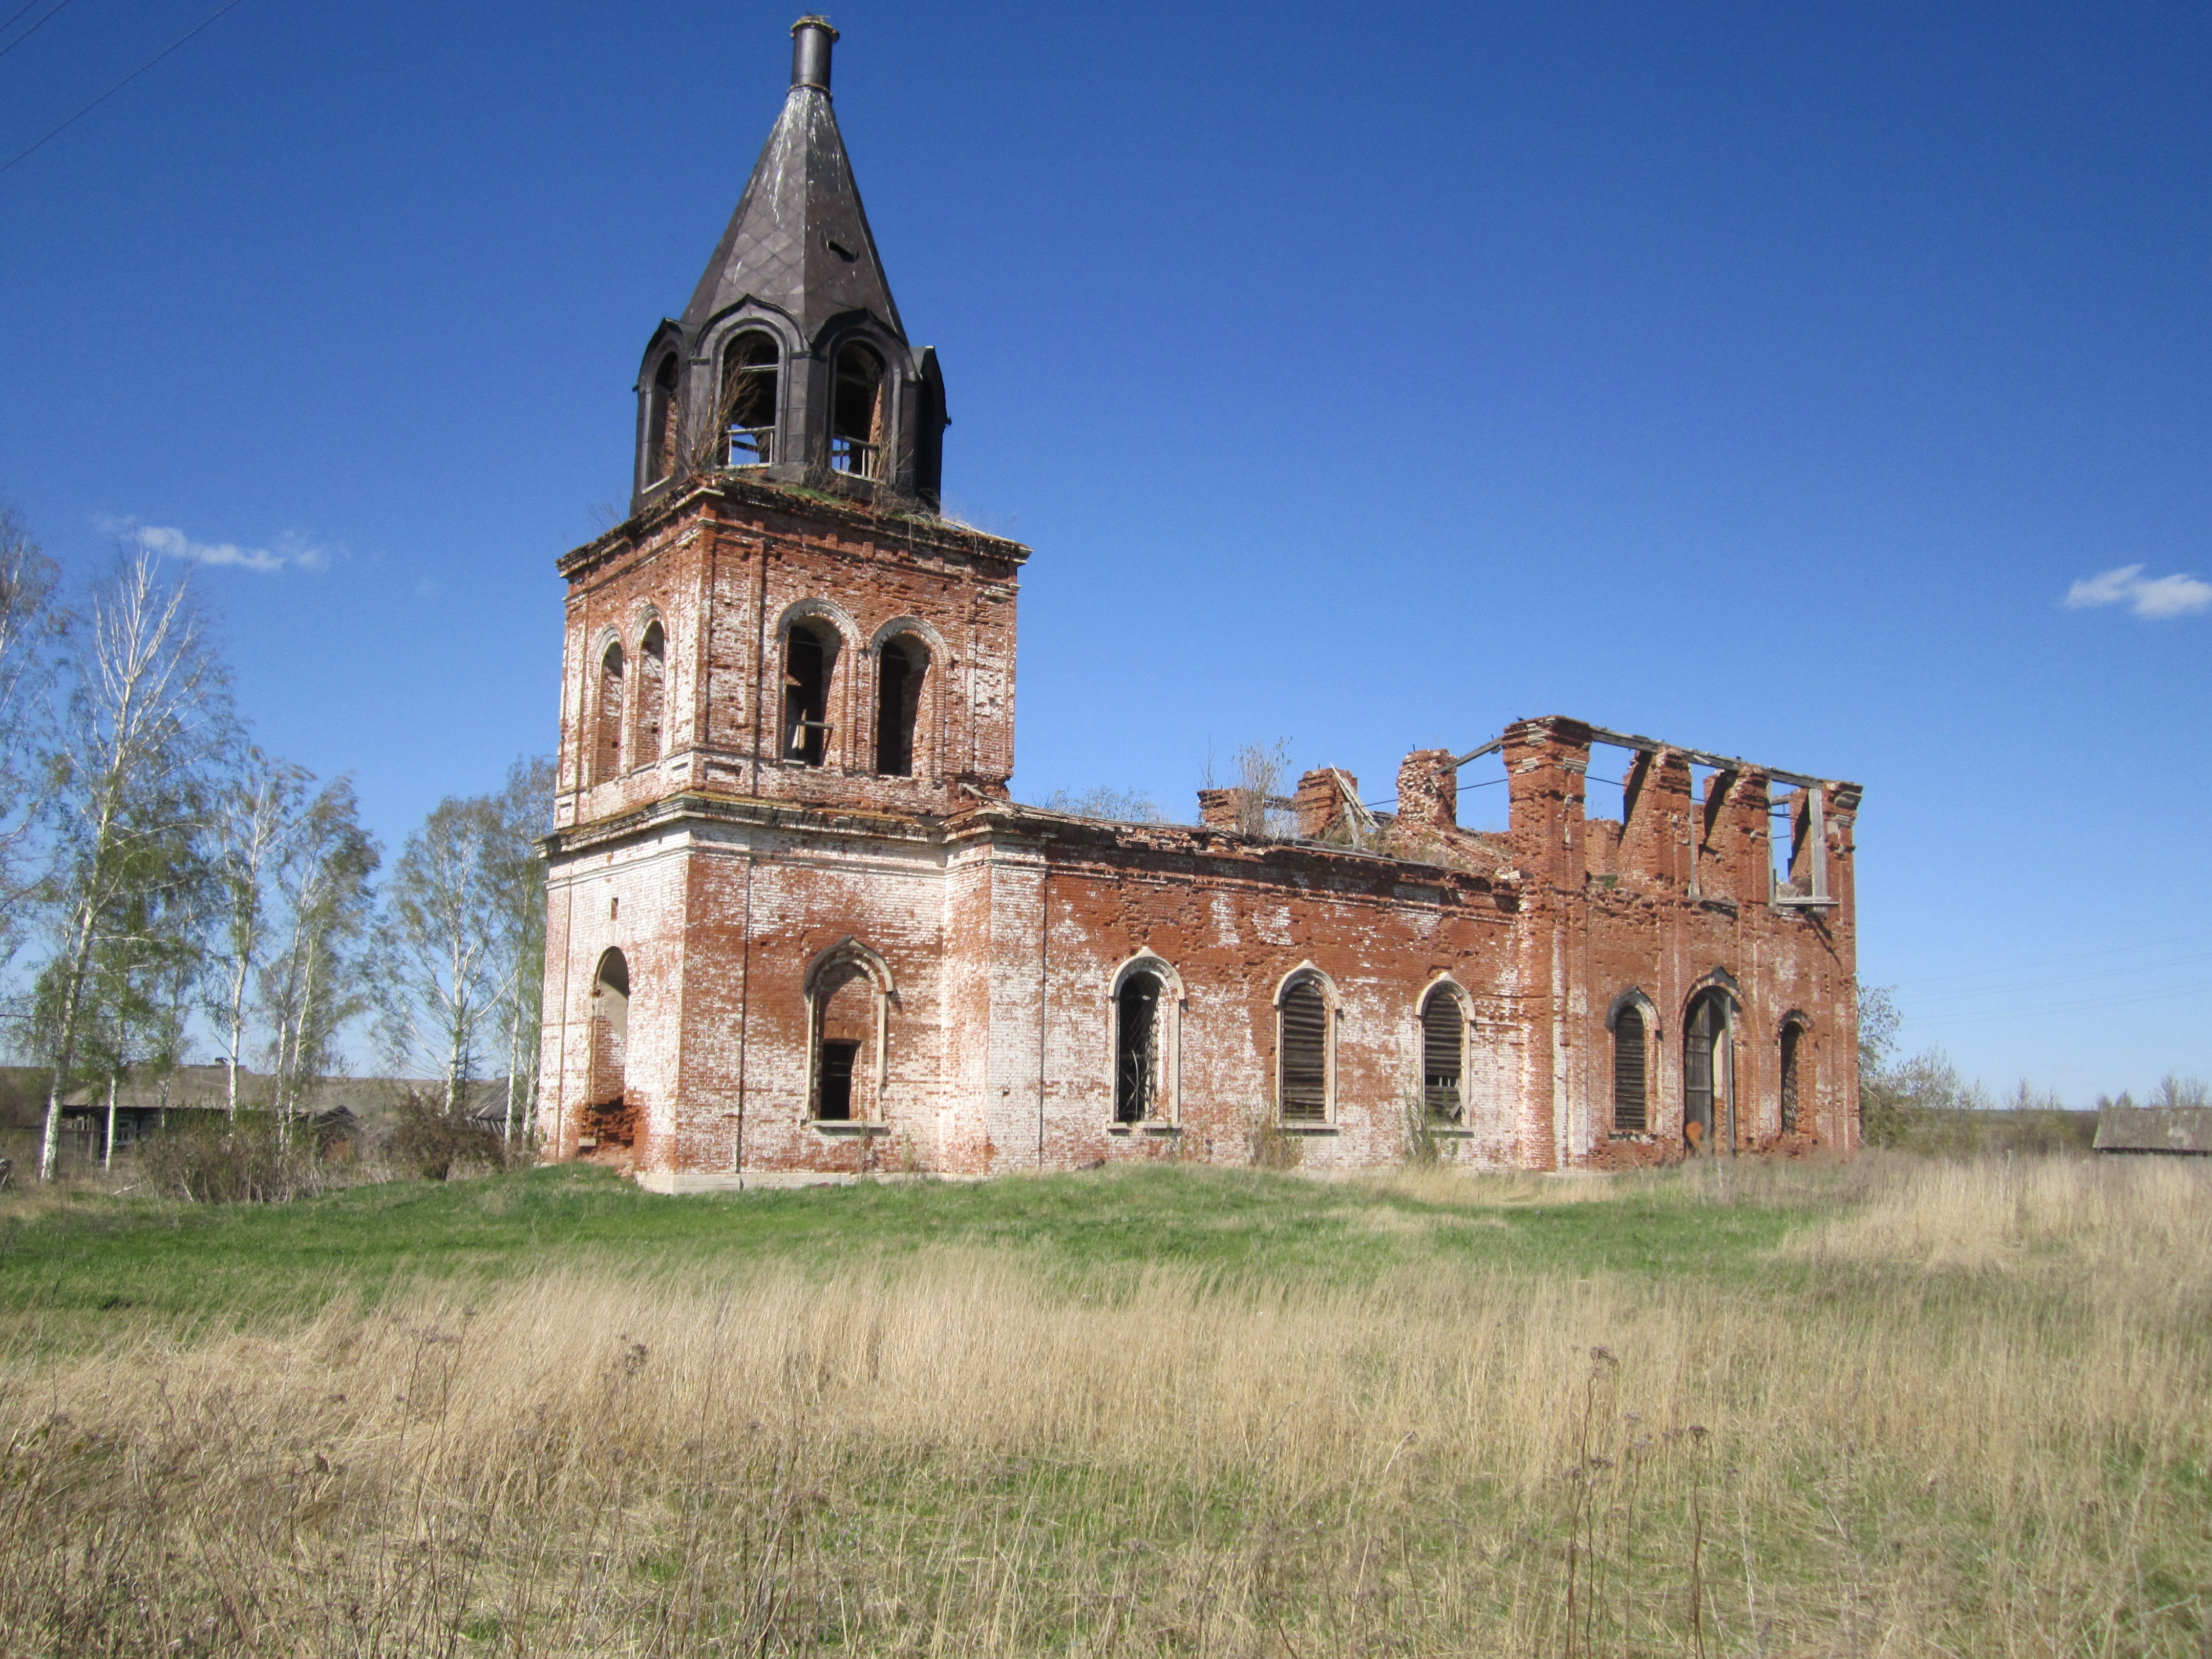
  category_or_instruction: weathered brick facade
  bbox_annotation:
[536,18,1864,1187]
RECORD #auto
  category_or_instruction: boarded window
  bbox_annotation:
[1115,973,1160,1123]
[831,342,885,478]
[783,623,834,764]
[596,643,625,781]
[1420,989,1463,1123]
[876,635,925,776]
[1780,1022,1804,1134]
[646,354,680,482]
[722,331,779,463]
[1612,1005,1648,1133]
[637,621,666,764]
[1280,979,1329,1122]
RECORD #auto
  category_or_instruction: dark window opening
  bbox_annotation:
[596,643,625,781]
[1612,1005,1648,1133]
[1115,973,1161,1123]
[817,1039,859,1121]
[875,635,925,776]
[831,342,885,479]
[1280,979,1329,1122]
[646,354,680,483]
[1780,1022,1804,1134]
[723,331,779,465]
[638,621,666,764]
[1420,991,1463,1123]
[782,623,834,764]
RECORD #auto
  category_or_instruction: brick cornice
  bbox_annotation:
[555,475,1031,583]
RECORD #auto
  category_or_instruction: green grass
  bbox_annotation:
[0,1162,1824,1341]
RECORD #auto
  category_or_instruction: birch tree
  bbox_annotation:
[485,755,553,1142]
[373,795,503,1112]
[32,552,233,1181]
[204,751,310,1117]
[259,775,379,1123]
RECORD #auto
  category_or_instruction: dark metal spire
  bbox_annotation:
[678,15,904,347]
[631,18,947,514]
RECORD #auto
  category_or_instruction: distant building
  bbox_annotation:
[536,18,1865,1189]
[2093,1105,2212,1156]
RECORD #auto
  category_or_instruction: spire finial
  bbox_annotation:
[791,16,837,91]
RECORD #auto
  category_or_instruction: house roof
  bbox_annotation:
[2093,1104,2212,1154]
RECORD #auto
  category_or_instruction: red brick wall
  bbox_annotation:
[538,489,1862,1183]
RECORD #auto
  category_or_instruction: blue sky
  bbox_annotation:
[2,0,2206,1099]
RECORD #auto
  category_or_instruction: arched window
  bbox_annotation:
[590,948,629,1108]
[875,634,926,776]
[1115,970,1162,1123]
[1684,990,1734,1154]
[595,643,625,781]
[722,331,779,464]
[1279,973,1332,1123]
[1779,1017,1806,1134]
[782,621,837,765]
[831,341,885,479]
[1419,986,1464,1124]
[646,354,680,483]
[637,620,666,765]
[1612,1004,1648,1133]
[808,946,888,1123]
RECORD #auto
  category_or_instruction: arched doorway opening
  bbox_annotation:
[584,948,634,1151]
[1683,988,1736,1155]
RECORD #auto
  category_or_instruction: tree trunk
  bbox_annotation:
[102,1073,118,1174]
[38,894,99,1182]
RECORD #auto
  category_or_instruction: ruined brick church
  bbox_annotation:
[538,18,1864,1189]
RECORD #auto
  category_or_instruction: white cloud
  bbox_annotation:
[2064,563,2211,620]
[102,518,332,576]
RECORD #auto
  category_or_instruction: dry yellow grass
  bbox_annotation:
[2,1157,2207,1656]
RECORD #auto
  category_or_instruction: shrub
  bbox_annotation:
[136,1117,327,1204]
[387,1093,508,1181]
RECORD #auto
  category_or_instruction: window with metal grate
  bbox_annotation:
[1280,980,1329,1122]
[1613,1005,1648,1133]
[1115,973,1160,1123]
[1421,992,1463,1123]
[1779,1021,1803,1134]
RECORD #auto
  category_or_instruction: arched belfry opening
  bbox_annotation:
[721,331,779,464]
[782,620,838,765]
[645,354,679,484]
[626,17,947,514]
[637,620,666,764]
[595,643,625,781]
[831,342,886,480]
[875,633,926,776]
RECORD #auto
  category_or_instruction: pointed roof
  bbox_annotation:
[680,28,906,350]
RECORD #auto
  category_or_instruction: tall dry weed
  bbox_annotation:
[0,1159,2206,1655]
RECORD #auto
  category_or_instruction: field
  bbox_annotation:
[0,1155,2206,1657]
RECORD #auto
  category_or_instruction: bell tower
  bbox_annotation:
[632,16,947,514]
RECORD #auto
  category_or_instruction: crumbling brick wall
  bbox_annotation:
[539,485,1861,1186]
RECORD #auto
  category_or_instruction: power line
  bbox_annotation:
[1884,929,2212,990]
[0,0,84,62]
[1909,979,2212,1028]
[0,0,51,40]
[1907,952,2212,1007]
[0,0,244,178]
